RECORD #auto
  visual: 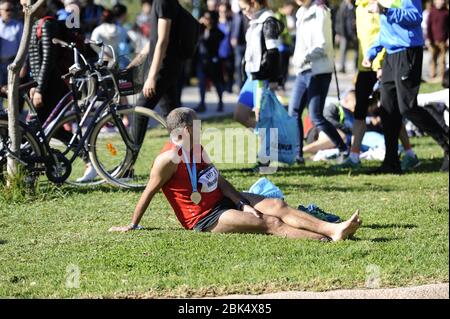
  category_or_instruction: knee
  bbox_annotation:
[310,114,326,127]
[264,216,284,232]
[265,198,288,214]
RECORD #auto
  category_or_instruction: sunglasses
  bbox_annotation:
[1,8,14,12]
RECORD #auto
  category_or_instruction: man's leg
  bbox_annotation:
[339,36,348,73]
[209,209,327,240]
[241,193,362,241]
[352,71,378,158]
[379,54,403,172]
[396,48,449,157]
[304,130,346,155]
[429,43,438,79]
[437,42,447,80]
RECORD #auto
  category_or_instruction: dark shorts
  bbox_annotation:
[193,197,236,232]
[355,71,378,120]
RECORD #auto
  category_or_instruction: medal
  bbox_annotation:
[190,192,202,205]
[182,149,202,205]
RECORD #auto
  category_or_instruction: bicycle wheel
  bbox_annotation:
[89,105,168,189]
[0,116,43,185]
[46,112,106,187]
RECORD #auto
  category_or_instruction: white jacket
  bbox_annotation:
[292,4,334,75]
[244,10,279,74]
[91,23,121,61]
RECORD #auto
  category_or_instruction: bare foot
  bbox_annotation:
[331,210,361,242]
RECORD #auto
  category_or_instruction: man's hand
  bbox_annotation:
[377,68,383,79]
[32,91,43,109]
[368,1,380,13]
[143,77,157,99]
[243,205,263,219]
[362,57,373,68]
[108,225,134,232]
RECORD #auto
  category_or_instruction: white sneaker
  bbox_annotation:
[76,163,98,183]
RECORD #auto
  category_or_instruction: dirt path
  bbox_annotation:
[215,283,449,299]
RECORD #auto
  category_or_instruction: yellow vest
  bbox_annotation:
[356,0,386,71]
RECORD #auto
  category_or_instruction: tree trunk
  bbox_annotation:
[7,0,47,182]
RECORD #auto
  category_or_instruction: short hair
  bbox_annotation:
[166,108,197,133]
[112,3,127,18]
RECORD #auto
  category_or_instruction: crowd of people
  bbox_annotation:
[0,0,448,173]
[0,0,448,238]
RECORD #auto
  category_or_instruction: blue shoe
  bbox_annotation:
[332,157,361,171]
[401,153,421,171]
[298,204,342,223]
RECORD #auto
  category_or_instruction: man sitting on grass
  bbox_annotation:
[109,108,362,241]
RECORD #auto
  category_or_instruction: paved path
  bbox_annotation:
[214,283,449,299]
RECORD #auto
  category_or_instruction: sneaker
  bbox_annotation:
[298,204,341,223]
[332,157,361,171]
[76,163,98,183]
[401,153,421,171]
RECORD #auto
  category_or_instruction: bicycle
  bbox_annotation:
[0,39,168,189]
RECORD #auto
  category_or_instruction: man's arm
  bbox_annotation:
[127,42,150,69]
[109,152,178,232]
[383,0,423,28]
[218,175,262,218]
[143,18,171,98]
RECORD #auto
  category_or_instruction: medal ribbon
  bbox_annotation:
[182,149,198,195]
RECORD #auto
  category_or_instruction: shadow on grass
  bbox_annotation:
[40,183,145,196]
[221,157,445,177]
[362,223,417,230]
[412,158,445,173]
[0,240,7,245]
[351,237,401,243]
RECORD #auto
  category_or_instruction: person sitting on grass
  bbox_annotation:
[109,108,362,241]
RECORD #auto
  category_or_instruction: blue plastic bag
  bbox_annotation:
[255,90,299,164]
[248,177,284,199]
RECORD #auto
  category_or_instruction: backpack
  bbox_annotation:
[175,6,201,60]
[37,17,97,74]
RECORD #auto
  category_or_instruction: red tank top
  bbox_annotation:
[160,142,224,230]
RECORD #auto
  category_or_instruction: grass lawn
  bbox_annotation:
[0,116,448,298]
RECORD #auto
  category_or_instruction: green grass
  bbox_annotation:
[419,82,444,94]
[0,118,448,298]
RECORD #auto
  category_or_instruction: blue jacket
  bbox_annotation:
[367,0,424,61]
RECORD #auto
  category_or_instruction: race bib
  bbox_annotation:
[198,166,219,193]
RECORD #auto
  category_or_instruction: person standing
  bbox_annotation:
[335,0,421,172]
[0,0,23,110]
[195,11,225,113]
[364,0,449,173]
[335,0,357,73]
[275,7,293,90]
[130,0,185,145]
[230,7,248,90]
[218,2,234,93]
[427,0,449,81]
[233,0,283,131]
[289,0,348,164]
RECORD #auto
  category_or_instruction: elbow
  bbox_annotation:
[157,38,170,52]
